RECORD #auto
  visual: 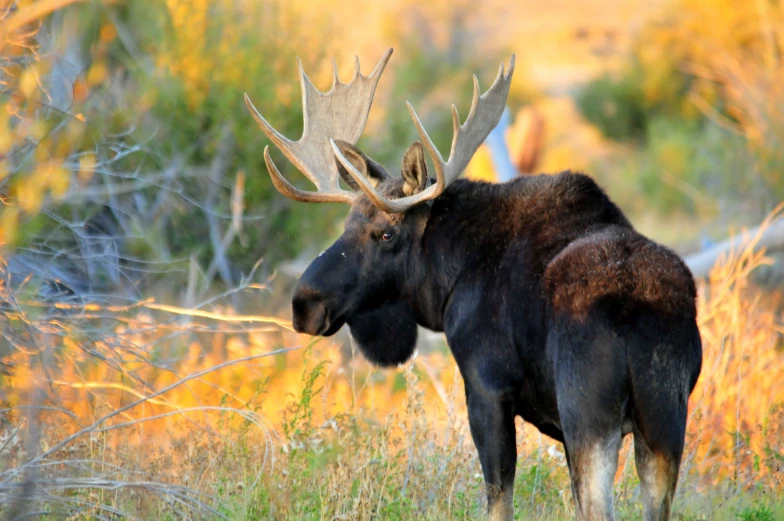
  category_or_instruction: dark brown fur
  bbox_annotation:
[546,227,697,321]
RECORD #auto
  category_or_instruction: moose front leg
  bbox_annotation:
[466,385,517,521]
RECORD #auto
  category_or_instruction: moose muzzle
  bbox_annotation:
[291,239,359,337]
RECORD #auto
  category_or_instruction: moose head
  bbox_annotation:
[245,49,514,366]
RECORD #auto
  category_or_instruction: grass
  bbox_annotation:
[1,217,784,519]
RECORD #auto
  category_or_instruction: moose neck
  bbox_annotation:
[401,179,511,331]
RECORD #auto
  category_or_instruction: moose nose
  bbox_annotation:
[292,285,329,336]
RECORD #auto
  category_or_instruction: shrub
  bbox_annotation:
[576,69,648,141]
[579,0,784,219]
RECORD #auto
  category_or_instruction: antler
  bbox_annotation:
[244,49,393,204]
[333,55,515,213]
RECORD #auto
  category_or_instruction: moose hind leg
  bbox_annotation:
[553,324,627,520]
[633,431,680,521]
[628,337,693,521]
[564,430,622,521]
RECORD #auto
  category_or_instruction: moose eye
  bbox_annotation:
[380,232,394,242]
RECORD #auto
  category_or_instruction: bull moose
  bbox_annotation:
[244,49,702,521]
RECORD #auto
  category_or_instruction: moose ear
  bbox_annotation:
[401,141,428,196]
[334,140,391,190]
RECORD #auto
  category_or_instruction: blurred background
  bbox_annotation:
[0,0,782,518]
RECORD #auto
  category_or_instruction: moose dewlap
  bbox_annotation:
[245,49,702,521]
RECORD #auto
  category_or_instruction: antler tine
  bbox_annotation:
[344,54,516,213]
[245,48,393,204]
[466,74,481,124]
[332,58,340,88]
[264,146,355,204]
[244,94,294,151]
[450,103,463,164]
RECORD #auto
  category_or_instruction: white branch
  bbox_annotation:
[685,217,784,279]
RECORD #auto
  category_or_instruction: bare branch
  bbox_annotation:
[685,211,784,279]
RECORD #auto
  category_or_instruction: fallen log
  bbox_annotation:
[684,217,784,279]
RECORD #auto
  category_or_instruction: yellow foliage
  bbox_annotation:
[638,0,784,136]
[28,120,47,141]
[0,1,79,246]
[0,108,11,155]
[19,64,41,99]
[0,205,19,246]
[99,21,116,43]
[46,164,70,199]
[14,184,41,214]
[86,61,108,87]
[159,0,223,108]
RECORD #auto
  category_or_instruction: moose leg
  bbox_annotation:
[633,427,680,521]
[466,387,517,521]
[627,341,691,521]
[562,430,622,521]
[629,380,687,521]
[552,320,630,520]
[554,338,626,519]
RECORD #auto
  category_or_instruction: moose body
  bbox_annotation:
[245,49,702,521]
